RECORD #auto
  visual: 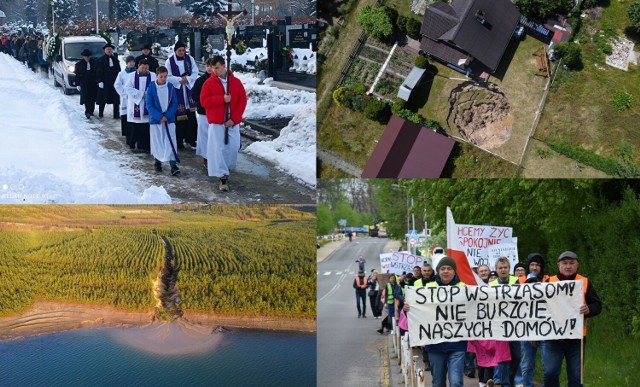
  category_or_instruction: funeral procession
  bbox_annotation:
[0,0,316,204]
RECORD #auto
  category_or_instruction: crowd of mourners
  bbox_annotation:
[354,251,601,387]
[0,29,49,75]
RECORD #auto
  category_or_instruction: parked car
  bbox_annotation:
[52,36,107,95]
[378,229,388,238]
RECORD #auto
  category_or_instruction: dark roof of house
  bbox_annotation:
[420,0,521,72]
[361,116,455,178]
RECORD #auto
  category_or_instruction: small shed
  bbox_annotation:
[362,115,455,178]
[397,66,427,101]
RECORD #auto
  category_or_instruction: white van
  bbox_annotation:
[52,36,107,95]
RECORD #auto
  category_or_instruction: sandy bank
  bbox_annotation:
[0,301,315,341]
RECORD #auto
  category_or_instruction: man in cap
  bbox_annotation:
[114,55,137,144]
[405,257,466,387]
[95,42,121,118]
[74,48,98,119]
[166,41,199,149]
[543,251,601,387]
[135,43,159,73]
[353,270,368,318]
[125,58,155,154]
[200,55,247,192]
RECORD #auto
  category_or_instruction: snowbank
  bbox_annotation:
[235,72,315,119]
[245,103,316,187]
[0,53,171,204]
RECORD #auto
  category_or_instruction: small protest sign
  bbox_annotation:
[380,251,425,275]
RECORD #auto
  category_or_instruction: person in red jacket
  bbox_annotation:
[200,55,247,192]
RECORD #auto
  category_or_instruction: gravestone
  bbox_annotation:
[244,26,266,48]
[127,31,146,51]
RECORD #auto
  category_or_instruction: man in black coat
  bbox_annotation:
[135,44,159,73]
[74,49,98,119]
[95,43,121,118]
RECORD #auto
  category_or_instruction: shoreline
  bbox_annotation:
[0,301,316,341]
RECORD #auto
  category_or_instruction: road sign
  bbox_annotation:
[409,230,418,236]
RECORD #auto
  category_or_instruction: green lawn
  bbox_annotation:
[416,36,548,165]
[532,1,640,173]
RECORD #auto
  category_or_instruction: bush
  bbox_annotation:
[333,86,356,108]
[406,18,422,39]
[555,42,582,69]
[391,97,406,115]
[548,141,620,176]
[364,98,392,123]
[357,5,393,40]
[383,7,399,31]
[629,2,640,33]
[397,15,408,33]
[414,55,429,69]
[351,93,370,112]
[602,44,613,55]
[611,91,633,113]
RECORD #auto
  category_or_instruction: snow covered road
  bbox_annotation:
[0,53,315,204]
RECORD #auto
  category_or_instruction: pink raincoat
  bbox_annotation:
[466,340,511,367]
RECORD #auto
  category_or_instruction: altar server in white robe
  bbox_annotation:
[125,59,155,153]
[146,66,180,176]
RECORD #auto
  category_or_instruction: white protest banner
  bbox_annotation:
[453,221,515,268]
[405,281,584,346]
[487,243,519,272]
[380,251,425,275]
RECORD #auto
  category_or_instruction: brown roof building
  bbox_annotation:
[362,116,455,178]
[420,0,521,73]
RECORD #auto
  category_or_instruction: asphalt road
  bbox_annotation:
[317,238,482,387]
[46,75,314,204]
[317,237,390,387]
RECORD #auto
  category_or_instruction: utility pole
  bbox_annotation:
[95,0,99,34]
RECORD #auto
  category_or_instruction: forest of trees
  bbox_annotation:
[0,205,316,320]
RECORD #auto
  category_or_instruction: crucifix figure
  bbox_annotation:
[215,3,247,70]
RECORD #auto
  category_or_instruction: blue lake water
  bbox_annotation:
[0,327,316,387]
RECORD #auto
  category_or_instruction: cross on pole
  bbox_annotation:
[215,2,248,70]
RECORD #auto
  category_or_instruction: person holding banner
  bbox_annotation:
[478,265,491,284]
[353,271,368,318]
[543,251,601,387]
[514,262,528,278]
[518,253,550,387]
[489,257,522,387]
[405,256,466,387]
[518,253,550,284]
[145,66,180,175]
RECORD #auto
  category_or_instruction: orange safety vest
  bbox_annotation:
[355,276,368,289]
[518,274,550,284]
[548,274,588,336]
